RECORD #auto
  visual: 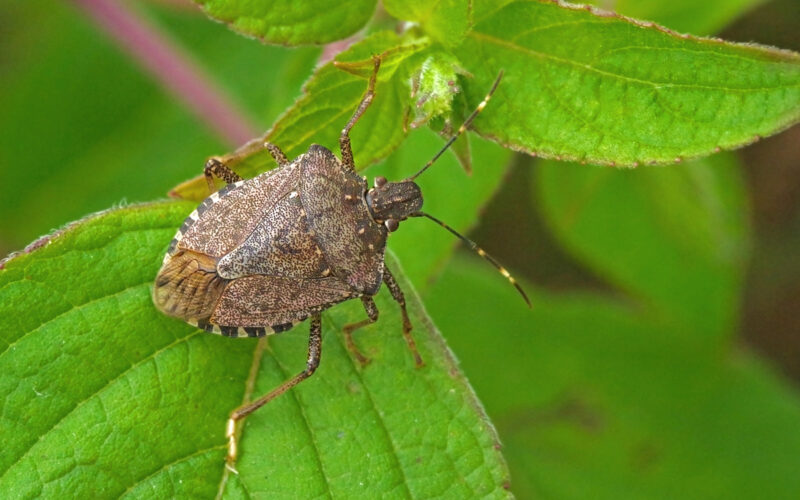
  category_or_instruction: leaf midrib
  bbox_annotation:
[468,30,800,92]
[326,313,415,498]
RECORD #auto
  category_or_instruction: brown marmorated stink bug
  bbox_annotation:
[153,58,530,466]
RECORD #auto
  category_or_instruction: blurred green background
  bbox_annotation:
[1,0,799,498]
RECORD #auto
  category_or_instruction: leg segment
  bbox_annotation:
[226,314,322,465]
[339,57,380,170]
[342,296,379,366]
[383,266,424,367]
[265,142,289,166]
[204,157,243,194]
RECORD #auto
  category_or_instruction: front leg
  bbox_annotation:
[204,141,289,194]
[265,142,289,166]
[204,157,243,194]
[339,57,380,171]
[383,265,424,367]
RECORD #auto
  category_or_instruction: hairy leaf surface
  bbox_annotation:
[455,0,800,166]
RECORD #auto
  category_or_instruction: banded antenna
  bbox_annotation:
[408,70,504,181]
[414,212,531,308]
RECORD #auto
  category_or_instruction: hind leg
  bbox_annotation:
[382,266,424,367]
[226,314,322,467]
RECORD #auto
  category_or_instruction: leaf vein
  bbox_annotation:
[0,329,201,479]
[119,445,225,499]
[0,281,152,359]
[469,31,800,92]
[327,315,415,498]
[263,338,335,499]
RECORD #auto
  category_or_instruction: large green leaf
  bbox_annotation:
[535,153,750,341]
[528,1,760,345]
[191,0,377,46]
[0,203,510,498]
[454,0,800,166]
[427,257,800,499]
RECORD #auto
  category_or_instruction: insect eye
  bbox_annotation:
[375,176,387,188]
[385,219,399,232]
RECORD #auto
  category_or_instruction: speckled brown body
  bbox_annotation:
[153,144,388,337]
[150,59,515,467]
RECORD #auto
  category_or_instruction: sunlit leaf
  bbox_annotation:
[0,203,511,498]
[454,0,800,166]
[599,0,766,36]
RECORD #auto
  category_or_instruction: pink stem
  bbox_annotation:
[72,0,261,147]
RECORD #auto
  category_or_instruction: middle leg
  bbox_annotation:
[342,296,379,366]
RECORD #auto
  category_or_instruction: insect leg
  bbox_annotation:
[265,142,289,166]
[342,296,379,366]
[382,266,424,367]
[226,314,322,465]
[204,157,243,194]
[339,56,381,171]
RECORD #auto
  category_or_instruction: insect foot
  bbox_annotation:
[153,56,528,464]
[225,417,239,473]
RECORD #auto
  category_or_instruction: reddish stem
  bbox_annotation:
[72,0,260,147]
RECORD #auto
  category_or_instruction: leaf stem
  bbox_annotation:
[71,0,261,147]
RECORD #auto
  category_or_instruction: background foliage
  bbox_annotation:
[1,0,800,498]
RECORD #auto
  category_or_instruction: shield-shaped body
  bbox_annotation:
[153,145,388,337]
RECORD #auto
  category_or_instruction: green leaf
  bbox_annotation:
[173,31,433,200]
[535,153,750,341]
[384,0,472,48]
[0,203,510,498]
[427,256,800,499]
[454,0,800,166]
[191,0,377,46]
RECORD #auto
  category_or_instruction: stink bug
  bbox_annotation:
[153,58,529,466]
